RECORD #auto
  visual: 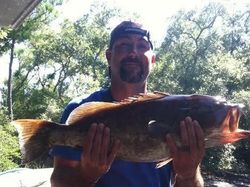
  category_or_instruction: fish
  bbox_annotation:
[13,92,250,165]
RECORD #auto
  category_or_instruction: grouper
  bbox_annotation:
[13,92,250,165]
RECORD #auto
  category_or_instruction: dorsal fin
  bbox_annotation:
[120,91,169,103]
[66,102,119,125]
[67,92,169,125]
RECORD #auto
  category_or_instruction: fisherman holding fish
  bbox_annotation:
[50,21,205,187]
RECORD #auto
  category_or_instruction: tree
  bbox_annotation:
[1,1,121,120]
[150,2,226,94]
[149,2,250,171]
[0,0,62,120]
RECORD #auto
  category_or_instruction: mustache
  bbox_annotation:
[121,57,141,64]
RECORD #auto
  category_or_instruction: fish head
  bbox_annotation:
[184,95,242,133]
[162,94,243,134]
[178,95,249,147]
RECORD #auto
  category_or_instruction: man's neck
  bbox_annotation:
[110,81,147,101]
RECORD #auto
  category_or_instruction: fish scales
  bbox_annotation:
[12,93,250,165]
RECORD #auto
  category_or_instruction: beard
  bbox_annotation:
[119,57,145,83]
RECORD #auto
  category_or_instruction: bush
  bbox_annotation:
[0,107,21,171]
[203,144,247,172]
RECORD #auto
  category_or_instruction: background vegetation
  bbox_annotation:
[0,0,249,174]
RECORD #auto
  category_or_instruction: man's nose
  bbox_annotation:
[128,45,138,56]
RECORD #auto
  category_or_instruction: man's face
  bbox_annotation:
[107,34,155,84]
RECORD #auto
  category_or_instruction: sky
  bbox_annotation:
[60,0,214,44]
[0,0,249,84]
[59,0,248,45]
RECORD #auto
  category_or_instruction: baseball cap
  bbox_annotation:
[109,21,153,49]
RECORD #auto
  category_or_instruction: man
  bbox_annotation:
[50,21,205,187]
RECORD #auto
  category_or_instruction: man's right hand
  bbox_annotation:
[51,123,120,187]
[80,123,120,185]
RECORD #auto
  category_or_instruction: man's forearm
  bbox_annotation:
[51,166,96,187]
[173,166,204,187]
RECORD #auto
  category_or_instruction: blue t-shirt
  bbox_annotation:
[50,88,172,187]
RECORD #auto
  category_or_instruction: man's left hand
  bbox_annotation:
[166,116,205,180]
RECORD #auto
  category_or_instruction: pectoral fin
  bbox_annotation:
[156,158,172,168]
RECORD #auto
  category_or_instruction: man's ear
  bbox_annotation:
[106,49,111,65]
[151,53,156,64]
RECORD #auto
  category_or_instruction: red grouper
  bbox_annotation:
[12,92,250,166]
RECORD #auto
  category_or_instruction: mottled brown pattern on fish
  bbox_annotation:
[12,93,250,164]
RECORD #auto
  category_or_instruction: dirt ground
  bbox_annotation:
[203,170,250,187]
[0,168,249,186]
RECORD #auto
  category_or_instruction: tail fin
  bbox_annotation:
[12,119,57,164]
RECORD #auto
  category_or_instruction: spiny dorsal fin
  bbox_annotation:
[66,102,120,125]
[120,91,169,103]
[67,92,169,125]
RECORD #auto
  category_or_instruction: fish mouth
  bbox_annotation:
[220,106,241,133]
[204,105,248,148]
[229,106,241,132]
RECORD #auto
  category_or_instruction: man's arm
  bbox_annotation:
[166,117,205,187]
[51,157,95,187]
[173,165,204,187]
[51,123,120,187]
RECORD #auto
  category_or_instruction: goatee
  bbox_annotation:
[120,57,144,83]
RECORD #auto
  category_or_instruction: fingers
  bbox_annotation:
[194,120,205,155]
[107,139,120,165]
[84,123,97,158]
[92,123,104,161]
[84,123,120,165]
[166,116,205,154]
[180,117,204,152]
[180,120,188,146]
[166,134,177,157]
[100,126,110,165]
[165,117,205,180]
[80,123,118,183]
[185,117,196,153]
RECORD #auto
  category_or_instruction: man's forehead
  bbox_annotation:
[115,34,150,43]
[109,25,153,49]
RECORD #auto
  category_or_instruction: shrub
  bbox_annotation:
[0,108,21,171]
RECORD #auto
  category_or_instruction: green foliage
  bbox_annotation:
[230,91,250,168]
[13,87,64,121]
[151,2,250,171]
[10,0,121,105]
[0,108,21,171]
[203,144,244,171]
[0,27,12,40]
[0,0,62,56]
[152,2,250,96]
[1,0,250,173]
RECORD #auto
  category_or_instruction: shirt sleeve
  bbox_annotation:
[49,145,82,161]
[50,89,110,159]
[60,102,81,124]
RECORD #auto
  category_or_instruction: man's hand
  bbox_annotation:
[80,123,120,185]
[166,117,205,186]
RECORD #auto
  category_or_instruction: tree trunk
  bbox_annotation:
[7,37,15,121]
